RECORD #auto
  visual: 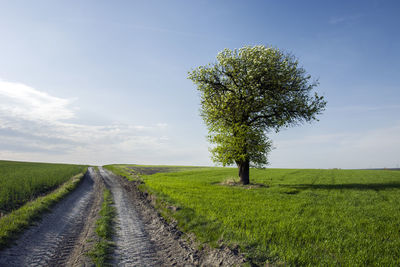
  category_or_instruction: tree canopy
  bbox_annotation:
[188,45,326,184]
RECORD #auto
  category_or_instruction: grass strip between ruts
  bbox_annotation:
[88,188,116,266]
[0,170,87,249]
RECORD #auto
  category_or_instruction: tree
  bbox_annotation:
[188,45,326,184]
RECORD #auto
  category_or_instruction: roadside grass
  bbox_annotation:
[0,160,87,214]
[109,165,400,266]
[0,171,86,249]
[88,188,116,267]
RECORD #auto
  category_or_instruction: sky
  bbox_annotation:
[0,0,399,168]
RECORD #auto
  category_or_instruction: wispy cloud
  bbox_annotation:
[329,14,362,25]
[0,79,181,165]
[0,79,74,122]
[66,17,206,39]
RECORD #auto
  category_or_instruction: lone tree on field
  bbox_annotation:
[188,45,326,184]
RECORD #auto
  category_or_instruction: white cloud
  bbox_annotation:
[0,79,74,122]
[0,79,189,165]
[329,14,362,25]
[156,122,168,128]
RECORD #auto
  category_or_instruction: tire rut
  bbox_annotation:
[0,168,96,267]
[98,167,159,266]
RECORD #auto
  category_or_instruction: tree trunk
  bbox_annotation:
[237,160,250,185]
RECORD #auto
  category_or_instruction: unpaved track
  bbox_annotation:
[99,167,159,266]
[0,168,98,267]
[0,166,246,266]
[99,167,246,266]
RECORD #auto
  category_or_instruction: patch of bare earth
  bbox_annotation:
[100,167,246,266]
[128,166,179,175]
[219,177,269,189]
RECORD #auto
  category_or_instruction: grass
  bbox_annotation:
[0,160,87,213]
[0,171,86,249]
[88,188,116,266]
[108,165,400,266]
[103,164,206,181]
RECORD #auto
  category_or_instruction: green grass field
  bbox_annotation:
[0,160,87,213]
[103,164,207,181]
[109,165,400,266]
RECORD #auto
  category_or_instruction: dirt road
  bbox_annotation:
[0,167,102,267]
[99,167,160,266]
[0,167,245,266]
[98,167,245,266]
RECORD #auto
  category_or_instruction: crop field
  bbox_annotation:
[0,160,87,213]
[110,165,400,266]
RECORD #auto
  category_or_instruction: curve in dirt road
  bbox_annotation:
[0,168,97,267]
[99,167,159,266]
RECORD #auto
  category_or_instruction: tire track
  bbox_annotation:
[98,167,159,266]
[0,168,96,267]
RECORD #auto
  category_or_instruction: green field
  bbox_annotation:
[0,160,87,213]
[109,165,400,266]
[103,164,208,180]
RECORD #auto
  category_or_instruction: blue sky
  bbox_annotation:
[0,0,399,168]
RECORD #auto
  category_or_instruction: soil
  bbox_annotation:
[218,179,269,189]
[128,166,178,175]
